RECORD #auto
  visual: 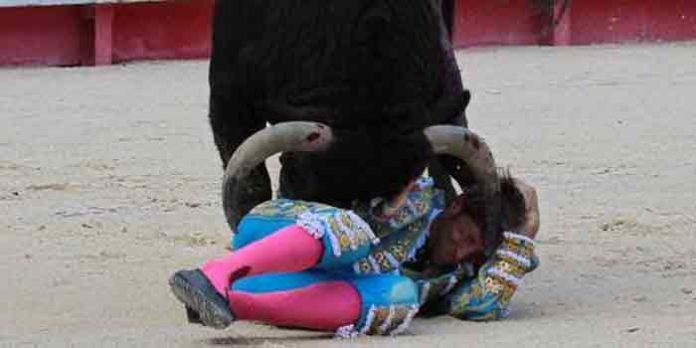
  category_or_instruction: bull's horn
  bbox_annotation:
[424,125,499,194]
[223,122,333,230]
[424,125,502,257]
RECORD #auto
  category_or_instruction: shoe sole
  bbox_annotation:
[169,270,235,329]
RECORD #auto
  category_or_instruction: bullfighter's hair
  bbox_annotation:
[455,171,526,263]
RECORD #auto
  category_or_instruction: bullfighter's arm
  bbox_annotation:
[445,232,538,321]
[440,178,541,320]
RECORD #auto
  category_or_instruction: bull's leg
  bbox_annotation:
[428,0,477,202]
[428,159,456,203]
[428,72,471,202]
[209,93,272,217]
[429,152,478,203]
[208,0,271,217]
[441,0,456,39]
[428,89,477,203]
[428,88,473,203]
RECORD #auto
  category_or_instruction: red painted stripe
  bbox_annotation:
[0,0,695,66]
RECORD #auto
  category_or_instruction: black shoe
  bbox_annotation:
[185,306,203,325]
[169,269,235,329]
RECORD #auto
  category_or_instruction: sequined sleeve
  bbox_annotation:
[353,177,445,238]
[446,232,539,321]
[350,178,445,275]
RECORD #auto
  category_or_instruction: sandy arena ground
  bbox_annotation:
[2,42,696,347]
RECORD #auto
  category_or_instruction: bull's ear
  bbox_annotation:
[462,89,472,110]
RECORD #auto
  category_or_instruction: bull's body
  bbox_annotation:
[209,0,469,213]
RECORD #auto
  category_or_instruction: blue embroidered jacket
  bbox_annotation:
[351,177,539,321]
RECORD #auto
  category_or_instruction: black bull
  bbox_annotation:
[207,0,502,243]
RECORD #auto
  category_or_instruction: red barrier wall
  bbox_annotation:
[451,0,696,47]
[570,0,696,45]
[0,0,695,66]
[112,1,212,62]
[0,6,86,66]
[453,0,544,47]
[0,0,212,66]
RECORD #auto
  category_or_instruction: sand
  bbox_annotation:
[1,42,695,347]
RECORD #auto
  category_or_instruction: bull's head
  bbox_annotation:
[222,122,500,237]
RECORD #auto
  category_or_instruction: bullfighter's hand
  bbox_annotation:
[514,178,540,240]
[381,180,417,217]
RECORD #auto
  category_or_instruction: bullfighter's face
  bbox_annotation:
[427,199,485,267]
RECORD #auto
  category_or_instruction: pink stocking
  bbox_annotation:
[228,281,361,331]
[200,225,323,296]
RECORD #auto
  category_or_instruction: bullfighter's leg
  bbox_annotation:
[169,207,378,328]
[230,274,361,332]
[229,272,419,336]
[169,225,324,329]
[201,225,323,296]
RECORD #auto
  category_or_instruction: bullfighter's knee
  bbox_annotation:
[348,274,420,335]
